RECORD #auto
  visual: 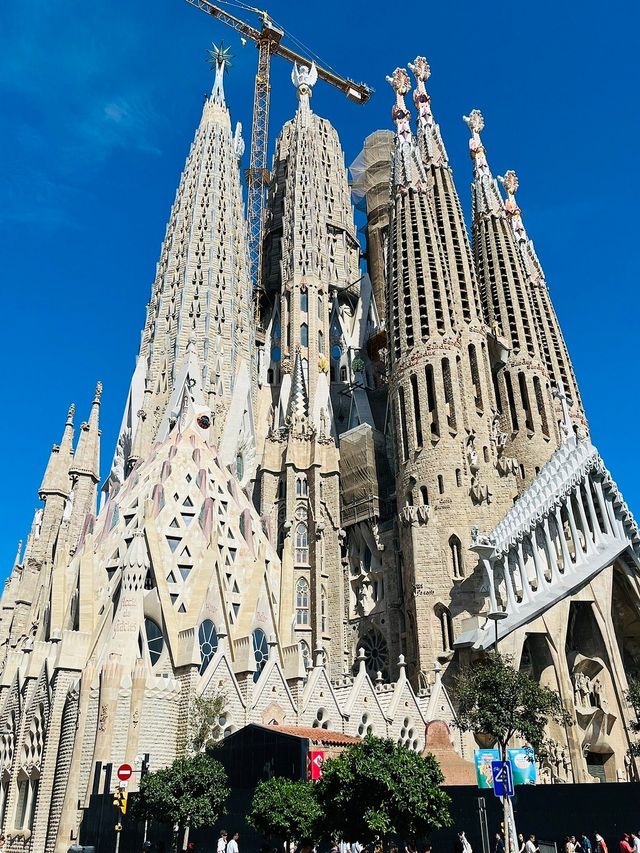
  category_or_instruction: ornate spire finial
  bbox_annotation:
[408,56,431,83]
[291,61,317,115]
[499,169,519,197]
[207,41,233,106]
[94,381,103,402]
[387,68,412,144]
[67,403,76,424]
[463,108,485,136]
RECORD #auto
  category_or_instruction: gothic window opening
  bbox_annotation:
[533,376,550,437]
[398,388,409,462]
[442,358,456,431]
[295,523,309,564]
[340,365,348,382]
[296,475,308,497]
[468,344,483,412]
[318,329,324,353]
[449,535,464,578]
[518,372,534,431]
[198,619,218,674]
[300,290,308,313]
[236,453,244,481]
[15,775,38,831]
[504,371,519,431]
[483,446,489,462]
[420,486,429,506]
[296,578,310,625]
[145,618,164,667]
[410,373,423,447]
[435,604,454,652]
[438,475,444,495]
[321,586,328,632]
[357,629,389,680]
[252,628,268,682]
[455,468,462,487]
[317,295,323,319]
[300,323,309,347]
[425,364,439,436]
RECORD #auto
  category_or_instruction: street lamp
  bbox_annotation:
[487,610,508,654]
[486,609,511,853]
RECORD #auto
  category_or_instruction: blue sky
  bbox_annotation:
[0,0,638,572]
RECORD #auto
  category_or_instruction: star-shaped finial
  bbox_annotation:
[207,41,233,72]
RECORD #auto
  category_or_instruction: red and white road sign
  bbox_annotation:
[306,750,324,781]
[117,763,133,782]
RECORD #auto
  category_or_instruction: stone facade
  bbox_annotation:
[0,48,639,852]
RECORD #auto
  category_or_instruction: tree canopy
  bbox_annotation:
[625,677,640,755]
[316,736,451,844]
[133,752,229,848]
[454,653,571,756]
[248,777,323,849]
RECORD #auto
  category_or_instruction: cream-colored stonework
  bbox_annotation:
[1,50,639,853]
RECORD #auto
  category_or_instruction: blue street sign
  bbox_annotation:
[491,759,514,798]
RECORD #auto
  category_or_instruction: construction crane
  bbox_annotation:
[184,0,373,292]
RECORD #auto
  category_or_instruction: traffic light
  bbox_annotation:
[112,786,128,814]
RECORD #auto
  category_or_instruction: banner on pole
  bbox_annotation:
[474,747,537,788]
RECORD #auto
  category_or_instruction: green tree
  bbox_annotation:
[316,736,451,847]
[454,653,571,759]
[625,677,640,756]
[248,777,323,851]
[132,753,229,852]
[189,693,226,754]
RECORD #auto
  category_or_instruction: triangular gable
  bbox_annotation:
[250,656,297,720]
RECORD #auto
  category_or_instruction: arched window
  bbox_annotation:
[299,639,311,670]
[198,620,218,674]
[295,523,309,564]
[438,474,444,494]
[317,295,323,319]
[296,578,310,625]
[321,585,327,632]
[296,475,308,497]
[318,329,324,353]
[420,486,429,506]
[449,535,463,578]
[300,323,309,347]
[145,618,164,666]
[252,628,269,682]
[435,604,454,652]
[300,290,308,313]
[340,365,348,382]
[455,468,462,487]
[236,453,244,481]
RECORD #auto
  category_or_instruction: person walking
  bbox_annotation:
[525,835,539,853]
[495,834,505,853]
[581,835,593,853]
[227,832,240,853]
[620,835,634,853]
[631,834,640,853]
[595,835,608,853]
[564,837,576,853]
[517,835,525,853]
[218,832,228,853]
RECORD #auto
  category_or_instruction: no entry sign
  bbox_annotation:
[117,763,133,782]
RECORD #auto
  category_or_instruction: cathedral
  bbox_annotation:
[0,43,639,852]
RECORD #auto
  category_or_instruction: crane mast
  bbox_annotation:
[184,0,372,294]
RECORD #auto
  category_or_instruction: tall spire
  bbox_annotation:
[408,56,448,166]
[464,109,504,217]
[207,41,232,107]
[386,67,428,192]
[498,169,587,428]
[114,45,252,477]
[39,404,75,499]
[70,382,102,483]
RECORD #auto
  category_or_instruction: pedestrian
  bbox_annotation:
[330,843,339,853]
[455,833,472,853]
[595,835,608,853]
[525,835,540,853]
[582,835,593,853]
[631,835,640,853]
[564,837,575,853]
[495,834,505,853]
[574,836,582,853]
[227,832,240,853]
[517,834,525,853]
[218,832,228,853]
[620,836,634,853]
